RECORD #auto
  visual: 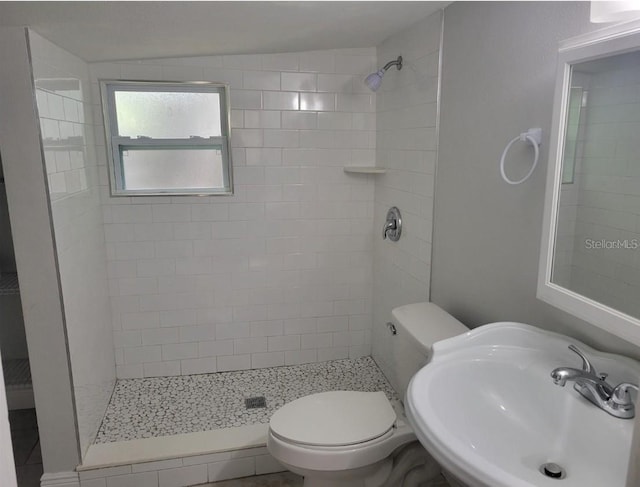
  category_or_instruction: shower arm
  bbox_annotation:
[381,56,403,72]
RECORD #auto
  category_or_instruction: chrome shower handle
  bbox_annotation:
[382,220,396,239]
[382,207,402,242]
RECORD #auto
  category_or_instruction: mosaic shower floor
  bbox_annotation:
[96,356,398,443]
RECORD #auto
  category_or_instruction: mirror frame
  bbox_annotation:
[538,19,640,347]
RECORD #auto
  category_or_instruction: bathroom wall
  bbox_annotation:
[89,49,377,378]
[433,1,640,357]
[371,11,442,391]
[30,31,116,457]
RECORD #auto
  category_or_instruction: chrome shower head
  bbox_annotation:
[364,55,402,92]
[364,69,385,92]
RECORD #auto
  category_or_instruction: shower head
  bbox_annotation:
[364,70,385,92]
[364,55,403,92]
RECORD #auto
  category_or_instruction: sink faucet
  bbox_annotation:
[550,344,638,419]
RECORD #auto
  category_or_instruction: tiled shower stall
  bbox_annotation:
[92,48,379,379]
[27,7,442,485]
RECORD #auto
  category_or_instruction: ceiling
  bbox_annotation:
[0,1,448,62]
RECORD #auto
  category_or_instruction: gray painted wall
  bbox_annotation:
[432,1,640,359]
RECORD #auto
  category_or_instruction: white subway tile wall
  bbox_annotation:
[371,11,443,393]
[30,32,117,457]
[89,48,377,378]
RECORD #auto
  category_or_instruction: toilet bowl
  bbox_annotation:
[267,391,420,487]
[267,302,469,487]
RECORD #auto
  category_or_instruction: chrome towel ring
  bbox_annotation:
[499,128,542,185]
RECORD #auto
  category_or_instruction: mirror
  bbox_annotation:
[539,21,640,346]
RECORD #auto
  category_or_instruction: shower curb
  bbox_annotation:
[40,471,80,487]
[76,442,283,487]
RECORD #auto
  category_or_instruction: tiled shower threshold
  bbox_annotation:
[80,423,270,470]
[80,357,398,470]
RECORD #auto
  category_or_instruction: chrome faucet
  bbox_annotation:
[550,344,638,419]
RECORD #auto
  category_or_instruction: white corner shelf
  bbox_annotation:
[343,166,387,175]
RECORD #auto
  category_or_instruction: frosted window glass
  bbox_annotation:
[115,91,222,138]
[121,147,224,191]
[102,81,232,195]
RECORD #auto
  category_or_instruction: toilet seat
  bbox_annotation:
[267,391,416,473]
[270,391,397,447]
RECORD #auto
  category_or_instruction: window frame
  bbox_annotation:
[100,80,233,196]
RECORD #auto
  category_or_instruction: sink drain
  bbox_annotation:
[540,462,566,479]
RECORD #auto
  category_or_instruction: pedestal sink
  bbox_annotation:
[405,322,640,487]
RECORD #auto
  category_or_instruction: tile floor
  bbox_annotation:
[10,408,43,487]
[204,471,451,486]
[207,472,303,486]
[97,357,399,443]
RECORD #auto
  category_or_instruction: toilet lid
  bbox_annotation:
[269,391,396,447]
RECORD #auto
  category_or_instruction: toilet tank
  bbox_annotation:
[389,302,468,397]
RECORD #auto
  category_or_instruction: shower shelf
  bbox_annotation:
[343,166,387,174]
[0,273,19,296]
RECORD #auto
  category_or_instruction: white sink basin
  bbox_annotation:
[406,322,640,487]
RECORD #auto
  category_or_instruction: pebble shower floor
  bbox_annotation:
[96,356,399,443]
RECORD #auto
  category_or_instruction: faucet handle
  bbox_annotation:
[382,220,396,239]
[611,383,639,406]
[568,344,596,375]
[382,207,402,241]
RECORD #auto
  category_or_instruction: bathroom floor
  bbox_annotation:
[204,471,451,486]
[96,356,399,443]
[208,472,303,486]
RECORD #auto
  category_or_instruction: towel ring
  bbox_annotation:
[500,128,542,185]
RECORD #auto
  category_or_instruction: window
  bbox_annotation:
[101,81,232,196]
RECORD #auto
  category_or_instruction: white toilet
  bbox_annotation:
[267,302,468,487]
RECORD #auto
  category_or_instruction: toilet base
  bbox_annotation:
[384,441,441,486]
[442,469,469,487]
[285,458,393,487]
